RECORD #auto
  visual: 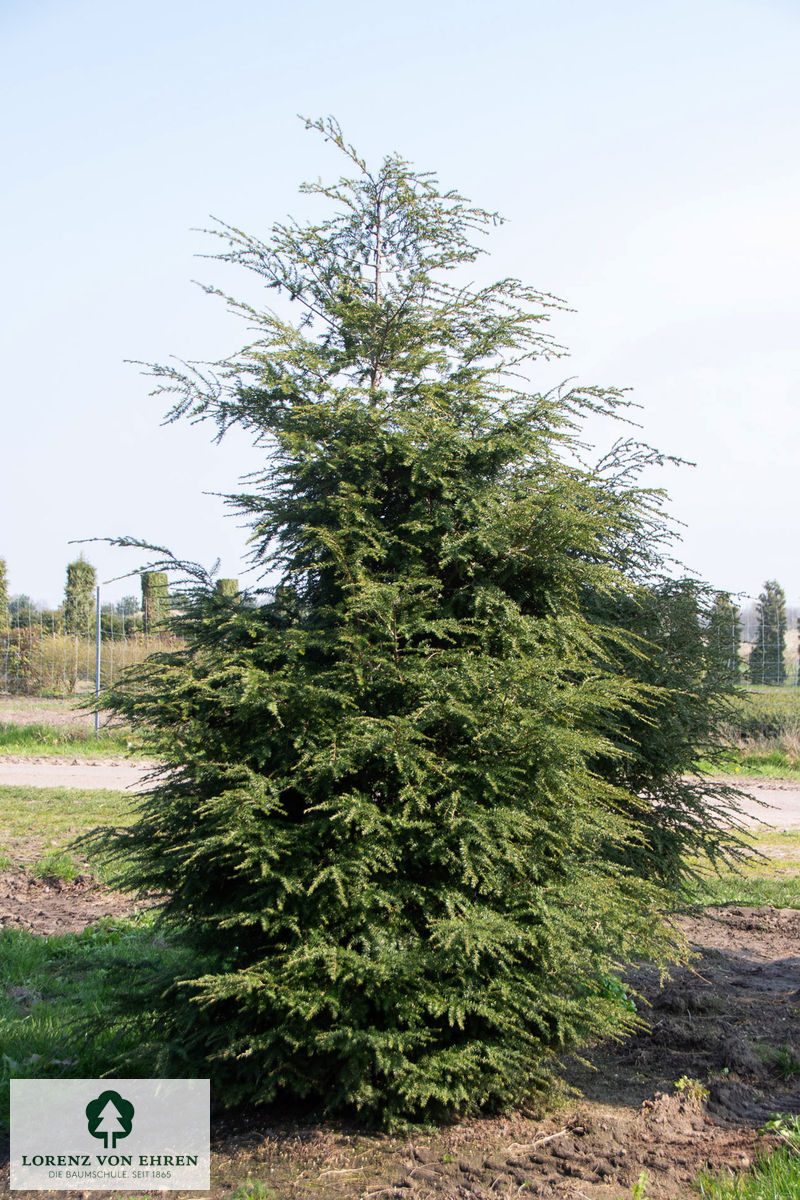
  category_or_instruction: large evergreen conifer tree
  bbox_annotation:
[96,120,745,1124]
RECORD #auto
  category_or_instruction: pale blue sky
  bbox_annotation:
[2,0,798,607]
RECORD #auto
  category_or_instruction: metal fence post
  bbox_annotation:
[95,585,101,735]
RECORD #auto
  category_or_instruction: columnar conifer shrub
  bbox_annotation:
[707,592,741,689]
[63,556,96,635]
[214,578,239,598]
[96,120,745,1125]
[141,571,170,631]
[749,579,787,686]
[0,558,9,632]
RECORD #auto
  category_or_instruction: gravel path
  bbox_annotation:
[724,780,800,828]
[0,756,159,792]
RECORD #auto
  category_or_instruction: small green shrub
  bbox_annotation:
[231,1182,276,1200]
[601,974,637,1014]
[616,1171,650,1200]
[674,1075,709,1102]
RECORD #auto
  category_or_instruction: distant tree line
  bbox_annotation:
[0,551,791,685]
[0,557,175,639]
[0,557,242,642]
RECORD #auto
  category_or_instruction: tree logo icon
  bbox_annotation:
[85,1090,135,1149]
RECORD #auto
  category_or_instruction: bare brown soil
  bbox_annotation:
[0,869,150,935]
[2,899,799,1199]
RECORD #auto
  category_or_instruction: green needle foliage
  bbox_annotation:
[92,118,744,1125]
[586,578,751,890]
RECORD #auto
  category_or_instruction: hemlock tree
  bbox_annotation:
[749,579,787,686]
[63,557,96,635]
[94,120,744,1125]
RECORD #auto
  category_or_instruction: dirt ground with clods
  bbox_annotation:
[1,901,799,1199]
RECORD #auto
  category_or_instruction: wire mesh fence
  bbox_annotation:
[0,599,178,698]
[738,600,799,688]
[0,587,798,698]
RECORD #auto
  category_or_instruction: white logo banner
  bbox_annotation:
[10,1079,210,1191]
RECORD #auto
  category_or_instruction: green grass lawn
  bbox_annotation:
[697,750,800,782]
[705,687,800,780]
[679,828,800,910]
[0,721,139,757]
[0,916,197,1131]
[685,871,800,909]
[0,781,185,1135]
[0,783,137,876]
[695,1115,800,1199]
